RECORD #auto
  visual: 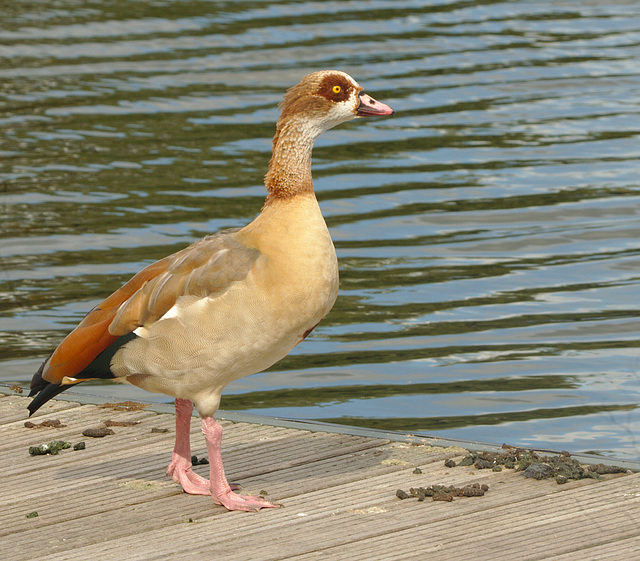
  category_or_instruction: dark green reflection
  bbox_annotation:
[273,339,640,371]
[318,404,638,432]
[220,375,578,410]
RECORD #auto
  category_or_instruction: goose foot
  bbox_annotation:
[167,398,211,495]
[202,415,281,511]
[212,489,282,512]
[166,458,212,495]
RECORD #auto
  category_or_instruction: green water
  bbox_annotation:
[2,0,640,459]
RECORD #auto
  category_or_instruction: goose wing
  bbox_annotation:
[40,230,259,385]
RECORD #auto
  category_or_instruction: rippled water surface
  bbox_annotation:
[2,0,640,460]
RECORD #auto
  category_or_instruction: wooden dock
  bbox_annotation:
[1,391,639,560]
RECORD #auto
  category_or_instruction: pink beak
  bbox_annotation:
[356,92,395,117]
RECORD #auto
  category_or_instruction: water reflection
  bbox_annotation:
[1,0,640,459]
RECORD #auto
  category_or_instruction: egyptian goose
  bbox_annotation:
[28,70,394,511]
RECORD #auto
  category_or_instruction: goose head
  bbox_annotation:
[265,71,394,199]
[277,70,395,141]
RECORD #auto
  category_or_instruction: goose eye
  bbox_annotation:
[332,85,342,94]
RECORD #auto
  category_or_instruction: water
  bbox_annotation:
[2,0,640,460]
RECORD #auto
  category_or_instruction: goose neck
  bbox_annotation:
[264,119,319,202]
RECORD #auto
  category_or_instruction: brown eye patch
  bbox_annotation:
[317,74,352,102]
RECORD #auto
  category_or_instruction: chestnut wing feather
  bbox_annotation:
[42,230,259,384]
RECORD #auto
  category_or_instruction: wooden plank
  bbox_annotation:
[1,394,637,561]
[538,535,640,560]
[13,472,636,561]
[0,393,80,424]
[127,473,638,561]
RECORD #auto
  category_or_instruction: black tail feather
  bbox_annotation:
[28,356,49,398]
[27,356,73,416]
[27,381,71,416]
[27,332,139,416]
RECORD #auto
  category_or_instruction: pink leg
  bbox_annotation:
[202,416,281,512]
[166,398,211,495]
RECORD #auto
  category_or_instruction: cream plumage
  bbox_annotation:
[28,70,394,511]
